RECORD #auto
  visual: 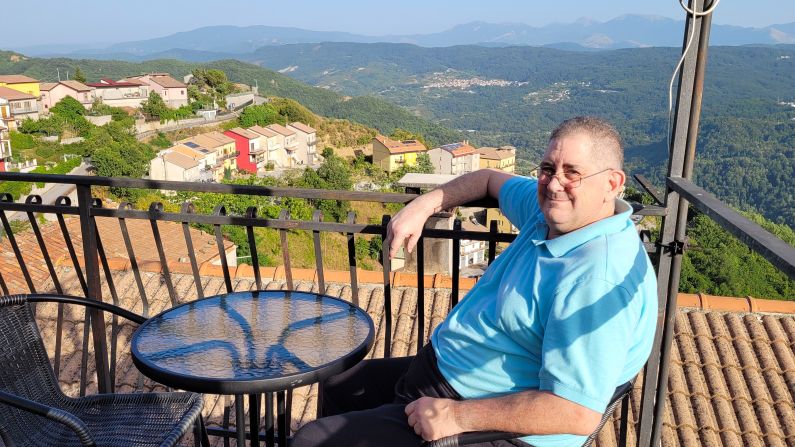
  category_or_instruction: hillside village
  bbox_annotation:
[0,70,525,273]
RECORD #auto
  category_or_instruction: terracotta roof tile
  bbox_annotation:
[372,135,427,154]
[0,74,39,84]
[4,225,795,446]
[288,122,316,134]
[248,125,278,138]
[266,123,296,137]
[0,86,36,101]
[436,142,477,157]
[148,74,186,89]
[226,127,261,140]
[59,80,93,92]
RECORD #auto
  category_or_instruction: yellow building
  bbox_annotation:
[372,135,427,173]
[486,208,517,234]
[176,131,238,182]
[0,75,41,98]
[477,146,516,173]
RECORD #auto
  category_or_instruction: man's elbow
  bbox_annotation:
[570,407,603,436]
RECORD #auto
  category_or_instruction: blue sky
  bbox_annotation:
[7,0,795,47]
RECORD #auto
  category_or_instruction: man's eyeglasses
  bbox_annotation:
[534,165,613,189]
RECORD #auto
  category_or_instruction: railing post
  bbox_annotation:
[76,183,112,393]
[638,1,713,445]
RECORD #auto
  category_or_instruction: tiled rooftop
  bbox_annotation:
[0,86,36,101]
[2,221,794,446]
[373,135,427,154]
[0,74,39,84]
[437,142,477,157]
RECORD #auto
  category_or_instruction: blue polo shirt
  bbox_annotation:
[431,175,657,447]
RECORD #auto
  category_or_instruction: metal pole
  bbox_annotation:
[76,184,112,393]
[649,4,714,446]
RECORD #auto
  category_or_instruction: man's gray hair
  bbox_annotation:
[550,116,624,169]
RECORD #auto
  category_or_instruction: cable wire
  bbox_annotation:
[667,0,721,152]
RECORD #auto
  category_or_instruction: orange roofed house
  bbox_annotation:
[39,80,95,112]
[0,86,39,129]
[427,141,480,175]
[372,135,428,173]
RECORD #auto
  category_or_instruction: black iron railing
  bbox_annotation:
[0,172,524,445]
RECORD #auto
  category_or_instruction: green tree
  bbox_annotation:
[51,96,86,120]
[679,212,794,299]
[73,67,87,83]
[238,104,282,127]
[269,98,319,127]
[140,91,169,119]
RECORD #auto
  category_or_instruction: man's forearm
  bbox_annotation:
[452,390,601,436]
[386,168,515,258]
[415,168,514,215]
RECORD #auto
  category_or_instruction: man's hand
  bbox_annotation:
[405,397,464,441]
[384,169,513,260]
[385,194,438,259]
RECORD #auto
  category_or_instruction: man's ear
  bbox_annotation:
[606,169,626,199]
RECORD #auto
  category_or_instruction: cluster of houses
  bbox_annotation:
[0,73,188,128]
[371,134,515,176]
[372,134,519,270]
[149,122,318,182]
[0,72,190,172]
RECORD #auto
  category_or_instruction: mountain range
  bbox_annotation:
[16,15,795,58]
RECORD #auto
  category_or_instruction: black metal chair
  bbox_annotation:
[0,293,209,447]
[426,380,634,447]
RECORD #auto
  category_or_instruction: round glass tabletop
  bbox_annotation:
[131,291,374,394]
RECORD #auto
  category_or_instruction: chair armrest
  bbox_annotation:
[425,380,635,447]
[426,430,525,447]
[0,390,96,447]
[0,293,146,324]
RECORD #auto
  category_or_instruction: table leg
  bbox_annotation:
[235,395,246,447]
[265,392,275,446]
[277,391,287,447]
[249,394,261,447]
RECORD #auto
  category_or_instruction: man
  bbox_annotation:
[292,116,657,447]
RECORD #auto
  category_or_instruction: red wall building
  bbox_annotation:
[223,128,261,174]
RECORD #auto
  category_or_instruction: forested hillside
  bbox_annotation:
[246,43,795,227]
[1,45,792,227]
[0,51,461,147]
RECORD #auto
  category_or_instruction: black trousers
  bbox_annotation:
[291,344,529,447]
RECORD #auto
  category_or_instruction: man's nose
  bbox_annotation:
[546,174,566,191]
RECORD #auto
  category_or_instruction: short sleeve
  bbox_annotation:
[538,278,638,412]
[498,176,540,231]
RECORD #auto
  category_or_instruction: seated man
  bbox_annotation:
[292,116,658,447]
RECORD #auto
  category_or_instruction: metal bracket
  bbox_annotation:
[657,238,688,255]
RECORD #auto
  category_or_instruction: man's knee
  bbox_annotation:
[291,419,331,447]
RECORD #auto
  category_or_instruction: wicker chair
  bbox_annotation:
[425,380,634,447]
[0,294,209,447]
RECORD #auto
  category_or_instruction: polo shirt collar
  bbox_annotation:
[532,199,633,258]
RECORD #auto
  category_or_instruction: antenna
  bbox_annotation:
[57,68,61,82]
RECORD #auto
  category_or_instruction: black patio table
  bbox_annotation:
[131,290,375,447]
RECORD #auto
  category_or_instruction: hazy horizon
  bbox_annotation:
[6,0,795,48]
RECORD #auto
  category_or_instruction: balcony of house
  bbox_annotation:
[0,145,793,447]
[11,106,37,115]
[249,145,268,155]
[212,151,240,168]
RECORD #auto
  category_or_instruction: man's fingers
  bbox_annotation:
[404,400,415,415]
[406,231,421,254]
